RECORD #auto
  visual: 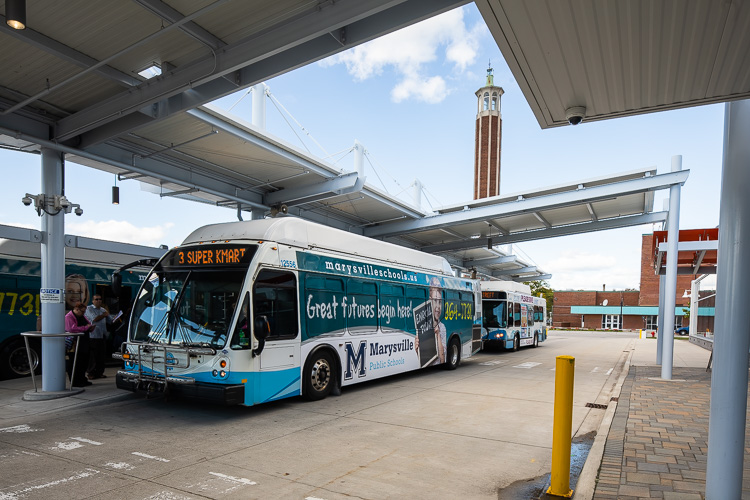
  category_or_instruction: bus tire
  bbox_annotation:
[444,337,461,370]
[512,334,520,352]
[532,334,539,348]
[0,338,41,380]
[303,349,335,401]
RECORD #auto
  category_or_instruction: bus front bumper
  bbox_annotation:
[116,371,245,405]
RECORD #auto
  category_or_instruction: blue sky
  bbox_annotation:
[0,4,723,291]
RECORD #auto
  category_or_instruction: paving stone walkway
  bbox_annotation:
[593,365,750,500]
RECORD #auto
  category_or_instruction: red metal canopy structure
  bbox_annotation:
[652,228,719,276]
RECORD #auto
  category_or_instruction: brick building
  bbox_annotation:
[552,233,715,332]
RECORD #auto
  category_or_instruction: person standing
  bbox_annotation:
[85,294,112,379]
[65,302,94,387]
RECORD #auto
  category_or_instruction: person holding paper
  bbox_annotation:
[85,294,113,379]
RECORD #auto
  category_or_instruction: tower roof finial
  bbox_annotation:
[486,60,494,86]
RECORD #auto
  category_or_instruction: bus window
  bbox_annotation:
[346,279,378,333]
[527,306,534,326]
[230,293,251,349]
[380,283,406,332]
[303,275,345,337]
[507,303,514,326]
[253,270,298,340]
[482,300,506,328]
[514,302,522,327]
[404,286,427,334]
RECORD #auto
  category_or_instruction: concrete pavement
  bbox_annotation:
[0,334,734,499]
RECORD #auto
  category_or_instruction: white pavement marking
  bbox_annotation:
[479,360,504,366]
[305,497,328,500]
[51,441,84,451]
[0,468,98,499]
[104,462,135,471]
[0,450,40,459]
[0,424,42,433]
[607,368,613,375]
[132,452,170,462]
[513,362,541,369]
[208,472,257,486]
[591,367,600,373]
[143,492,194,500]
[71,437,102,445]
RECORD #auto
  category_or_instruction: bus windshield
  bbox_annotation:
[130,245,256,348]
[482,300,508,328]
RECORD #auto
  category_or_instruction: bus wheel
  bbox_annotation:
[1,339,41,379]
[532,334,539,348]
[512,334,520,352]
[444,338,461,370]
[303,350,334,401]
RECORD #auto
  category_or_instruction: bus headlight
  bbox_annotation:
[125,361,135,369]
[495,332,504,339]
[212,369,218,377]
[219,370,226,378]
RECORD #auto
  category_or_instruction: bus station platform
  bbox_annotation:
[584,337,750,500]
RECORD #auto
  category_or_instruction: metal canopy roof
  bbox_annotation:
[0,0,695,282]
[652,228,719,276]
[476,0,750,128]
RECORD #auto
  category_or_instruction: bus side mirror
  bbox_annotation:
[112,272,122,294]
[252,315,270,357]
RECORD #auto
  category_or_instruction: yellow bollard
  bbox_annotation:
[547,355,575,498]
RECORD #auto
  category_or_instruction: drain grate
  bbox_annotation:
[585,402,608,409]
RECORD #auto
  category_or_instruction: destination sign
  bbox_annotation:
[164,245,256,267]
[482,291,506,300]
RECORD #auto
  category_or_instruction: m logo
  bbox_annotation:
[344,341,366,380]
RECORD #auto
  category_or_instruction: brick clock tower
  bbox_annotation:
[473,66,504,199]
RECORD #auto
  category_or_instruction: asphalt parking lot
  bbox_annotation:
[0,331,636,500]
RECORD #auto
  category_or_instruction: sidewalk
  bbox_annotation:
[587,337,749,500]
[0,365,128,424]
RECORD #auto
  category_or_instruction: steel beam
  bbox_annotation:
[365,171,687,238]
[0,224,42,243]
[493,266,538,276]
[421,212,668,253]
[264,172,364,206]
[463,255,517,267]
[64,235,167,258]
[0,16,140,87]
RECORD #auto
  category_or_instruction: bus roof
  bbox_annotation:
[480,280,532,295]
[181,218,455,276]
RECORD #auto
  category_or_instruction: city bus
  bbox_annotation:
[480,280,547,351]
[0,237,157,379]
[114,218,482,406]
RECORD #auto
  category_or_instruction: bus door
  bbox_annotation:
[253,269,300,370]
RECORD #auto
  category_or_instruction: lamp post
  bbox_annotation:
[620,293,624,330]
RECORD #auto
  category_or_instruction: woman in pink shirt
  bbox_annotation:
[65,302,94,387]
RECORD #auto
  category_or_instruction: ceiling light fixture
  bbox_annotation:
[112,175,119,205]
[6,0,26,30]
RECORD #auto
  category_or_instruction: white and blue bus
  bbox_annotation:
[114,218,482,406]
[480,281,547,351]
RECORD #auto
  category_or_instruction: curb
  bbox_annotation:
[572,341,635,500]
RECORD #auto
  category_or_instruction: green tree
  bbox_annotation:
[524,280,554,321]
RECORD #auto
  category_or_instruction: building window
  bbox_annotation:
[601,314,621,329]
[483,92,489,111]
[644,315,658,330]
[491,93,498,110]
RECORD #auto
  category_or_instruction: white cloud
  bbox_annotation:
[544,250,638,290]
[66,220,173,248]
[320,7,485,103]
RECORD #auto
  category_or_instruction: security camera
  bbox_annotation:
[22,195,32,206]
[565,106,586,126]
[74,207,83,216]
